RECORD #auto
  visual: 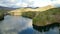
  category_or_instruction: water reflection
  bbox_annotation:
[18,28,33,34]
[33,23,60,32]
[0,15,33,34]
[33,27,59,34]
[45,27,59,34]
[0,15,59,34]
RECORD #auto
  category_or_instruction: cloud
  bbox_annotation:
[0,0,60,8]
[9,0,17,2]
[51,0,60,4]
[15,2,28,7]
[30,0,51,7]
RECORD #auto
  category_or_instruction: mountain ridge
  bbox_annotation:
[0,6,17,10]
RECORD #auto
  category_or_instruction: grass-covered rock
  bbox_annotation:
[33,8,60,26]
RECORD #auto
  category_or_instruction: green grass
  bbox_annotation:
[22,11,38,19]
[22,8,60,26]
[33,8,60,26]
[0,9,9,20]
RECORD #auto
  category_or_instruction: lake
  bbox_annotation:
[0,15,59,34]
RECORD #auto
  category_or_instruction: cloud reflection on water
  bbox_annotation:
[0,15,32,34]
[0,15,59,34]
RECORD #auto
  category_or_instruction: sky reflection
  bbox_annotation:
[0,15,32,34]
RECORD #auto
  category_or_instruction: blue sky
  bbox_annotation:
[0,0,60,8]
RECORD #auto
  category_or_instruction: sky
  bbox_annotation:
[0,0,60,8]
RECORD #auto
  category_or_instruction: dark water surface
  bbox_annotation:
[0,15,59,34]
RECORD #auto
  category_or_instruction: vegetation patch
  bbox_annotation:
[22,11,38,19]
[33,8,60,26]
[0,9,8,21]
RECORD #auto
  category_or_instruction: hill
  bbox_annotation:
[0,6,17,21]
[8,5,54,16]
[0,6,17,10]
[0,6,17,13]
[33,8,60,26]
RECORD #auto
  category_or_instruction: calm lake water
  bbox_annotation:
[0,15,59,34]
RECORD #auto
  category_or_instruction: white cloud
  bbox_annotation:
[0,0,60,8]
[15,3,21,6]
[21,3,28,7]
[27,0,34,2]
[10,0,17,2]
[15,2,28,7]
[56,0,60,4]
[27,0,52,7]
[51,0,60,4]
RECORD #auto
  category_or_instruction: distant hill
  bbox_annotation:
[8,5,55,16]
[0,6,17,10]
[0,6,18,20]
[0,6,18,14]
[10,5,55,12]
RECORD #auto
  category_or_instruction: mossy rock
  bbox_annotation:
[33,8,60,26]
